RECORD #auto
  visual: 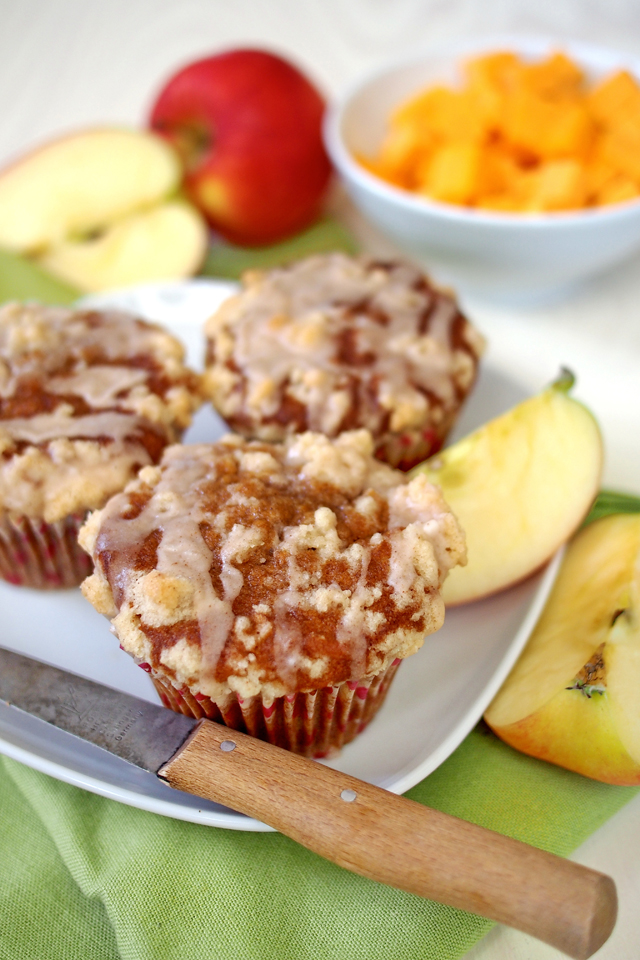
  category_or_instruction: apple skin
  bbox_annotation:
[488,679,640,786]
[149,49,333,246]
[485,514,640,785]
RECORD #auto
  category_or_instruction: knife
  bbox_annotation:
[0,645,615,960]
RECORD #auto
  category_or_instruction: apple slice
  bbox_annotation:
[0,129,182,253]
[39,201,208,292]
[485,514,640,784]
[410,371,603,605]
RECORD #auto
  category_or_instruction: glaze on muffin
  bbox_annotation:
[0,302,201,587]
[203,254,485,470]
[80,430,465,753]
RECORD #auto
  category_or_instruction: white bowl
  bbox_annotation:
[325,36,640,302]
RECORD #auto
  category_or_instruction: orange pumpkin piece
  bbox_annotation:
[465,52,523,93]
[361,50,640,212]
[596,174,639,206]
[520,52,585,100]
[523,160,588,211]
[588,71,640,128]
[394,86,488,144]
[501,89,594,160]
[419,142,484,204]
[599,117,640,182]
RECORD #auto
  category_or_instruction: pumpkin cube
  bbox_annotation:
[524,160,588,211]
[419,142,484,204]
[520,52,585,100]
[502,89,594,160]
[588,71,640,128]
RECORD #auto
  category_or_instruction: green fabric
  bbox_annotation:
[200,216,359,279]
[1,726,637,960]
[0,247,79,305]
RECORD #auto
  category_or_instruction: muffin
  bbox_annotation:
[79,429,466,757]
[203,253,485,470]
[0,302,201,589]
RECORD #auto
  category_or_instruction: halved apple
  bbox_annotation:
[484,514,640,785]
[410,371,603,605]
[0,128,208,291]
[40,201,208,293]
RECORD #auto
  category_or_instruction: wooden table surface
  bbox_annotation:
[1,2,639,958]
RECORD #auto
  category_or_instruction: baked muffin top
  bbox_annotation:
[203,253,485,447]
[0,302,200,522]
[80,429,466,701]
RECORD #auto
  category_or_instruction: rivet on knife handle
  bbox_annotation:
[158,719,617,960]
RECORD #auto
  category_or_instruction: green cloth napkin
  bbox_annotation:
[1,725,637,960]
[0,247,80,305]
[201,216,359,279]
[1,235,639,960]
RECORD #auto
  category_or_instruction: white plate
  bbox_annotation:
[0,279,560,831]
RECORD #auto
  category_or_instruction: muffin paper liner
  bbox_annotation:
[0,513,92,589]
[149,658,402,758]
[376,430,438,472]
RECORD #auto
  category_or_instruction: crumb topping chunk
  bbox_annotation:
[81,430,466,701]
[0,303,201,521]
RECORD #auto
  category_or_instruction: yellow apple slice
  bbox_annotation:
[38,201,208,293]
[485,514,640,784]
[0,129,183,253]
[410,371,603,605]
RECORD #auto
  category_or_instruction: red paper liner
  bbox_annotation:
[0,513,92,589]
[375,426,445,472]
[149,658,402,758]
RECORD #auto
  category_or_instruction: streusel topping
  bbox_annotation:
[0,303,200,521]
[80,430,466,701]
[203,254,484,467]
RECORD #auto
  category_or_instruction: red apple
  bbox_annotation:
[149,49,332,246]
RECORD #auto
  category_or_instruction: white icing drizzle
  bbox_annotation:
[1,411,146,444]
[88,433,467,696]
[0,302,198,521]
[47,366,149,407]
[205,254,483,438]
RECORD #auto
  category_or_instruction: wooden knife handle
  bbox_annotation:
[158,720,616,959]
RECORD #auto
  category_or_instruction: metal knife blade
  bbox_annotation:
[0,645,196,773]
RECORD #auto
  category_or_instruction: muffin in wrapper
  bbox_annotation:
[0,302,201,589]
[80,430,466,755]
[203,253,485,471]
[0,513,91,589]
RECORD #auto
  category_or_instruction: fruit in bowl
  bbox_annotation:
[360,49,640,213]
[149,48,332,246]
[324,38,640,299]
[0,128,208,293]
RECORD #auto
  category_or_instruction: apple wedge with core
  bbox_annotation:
[409,371,603,606]
[485,513,640,785]
[40,202,208,293]
[0,128,208,292]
